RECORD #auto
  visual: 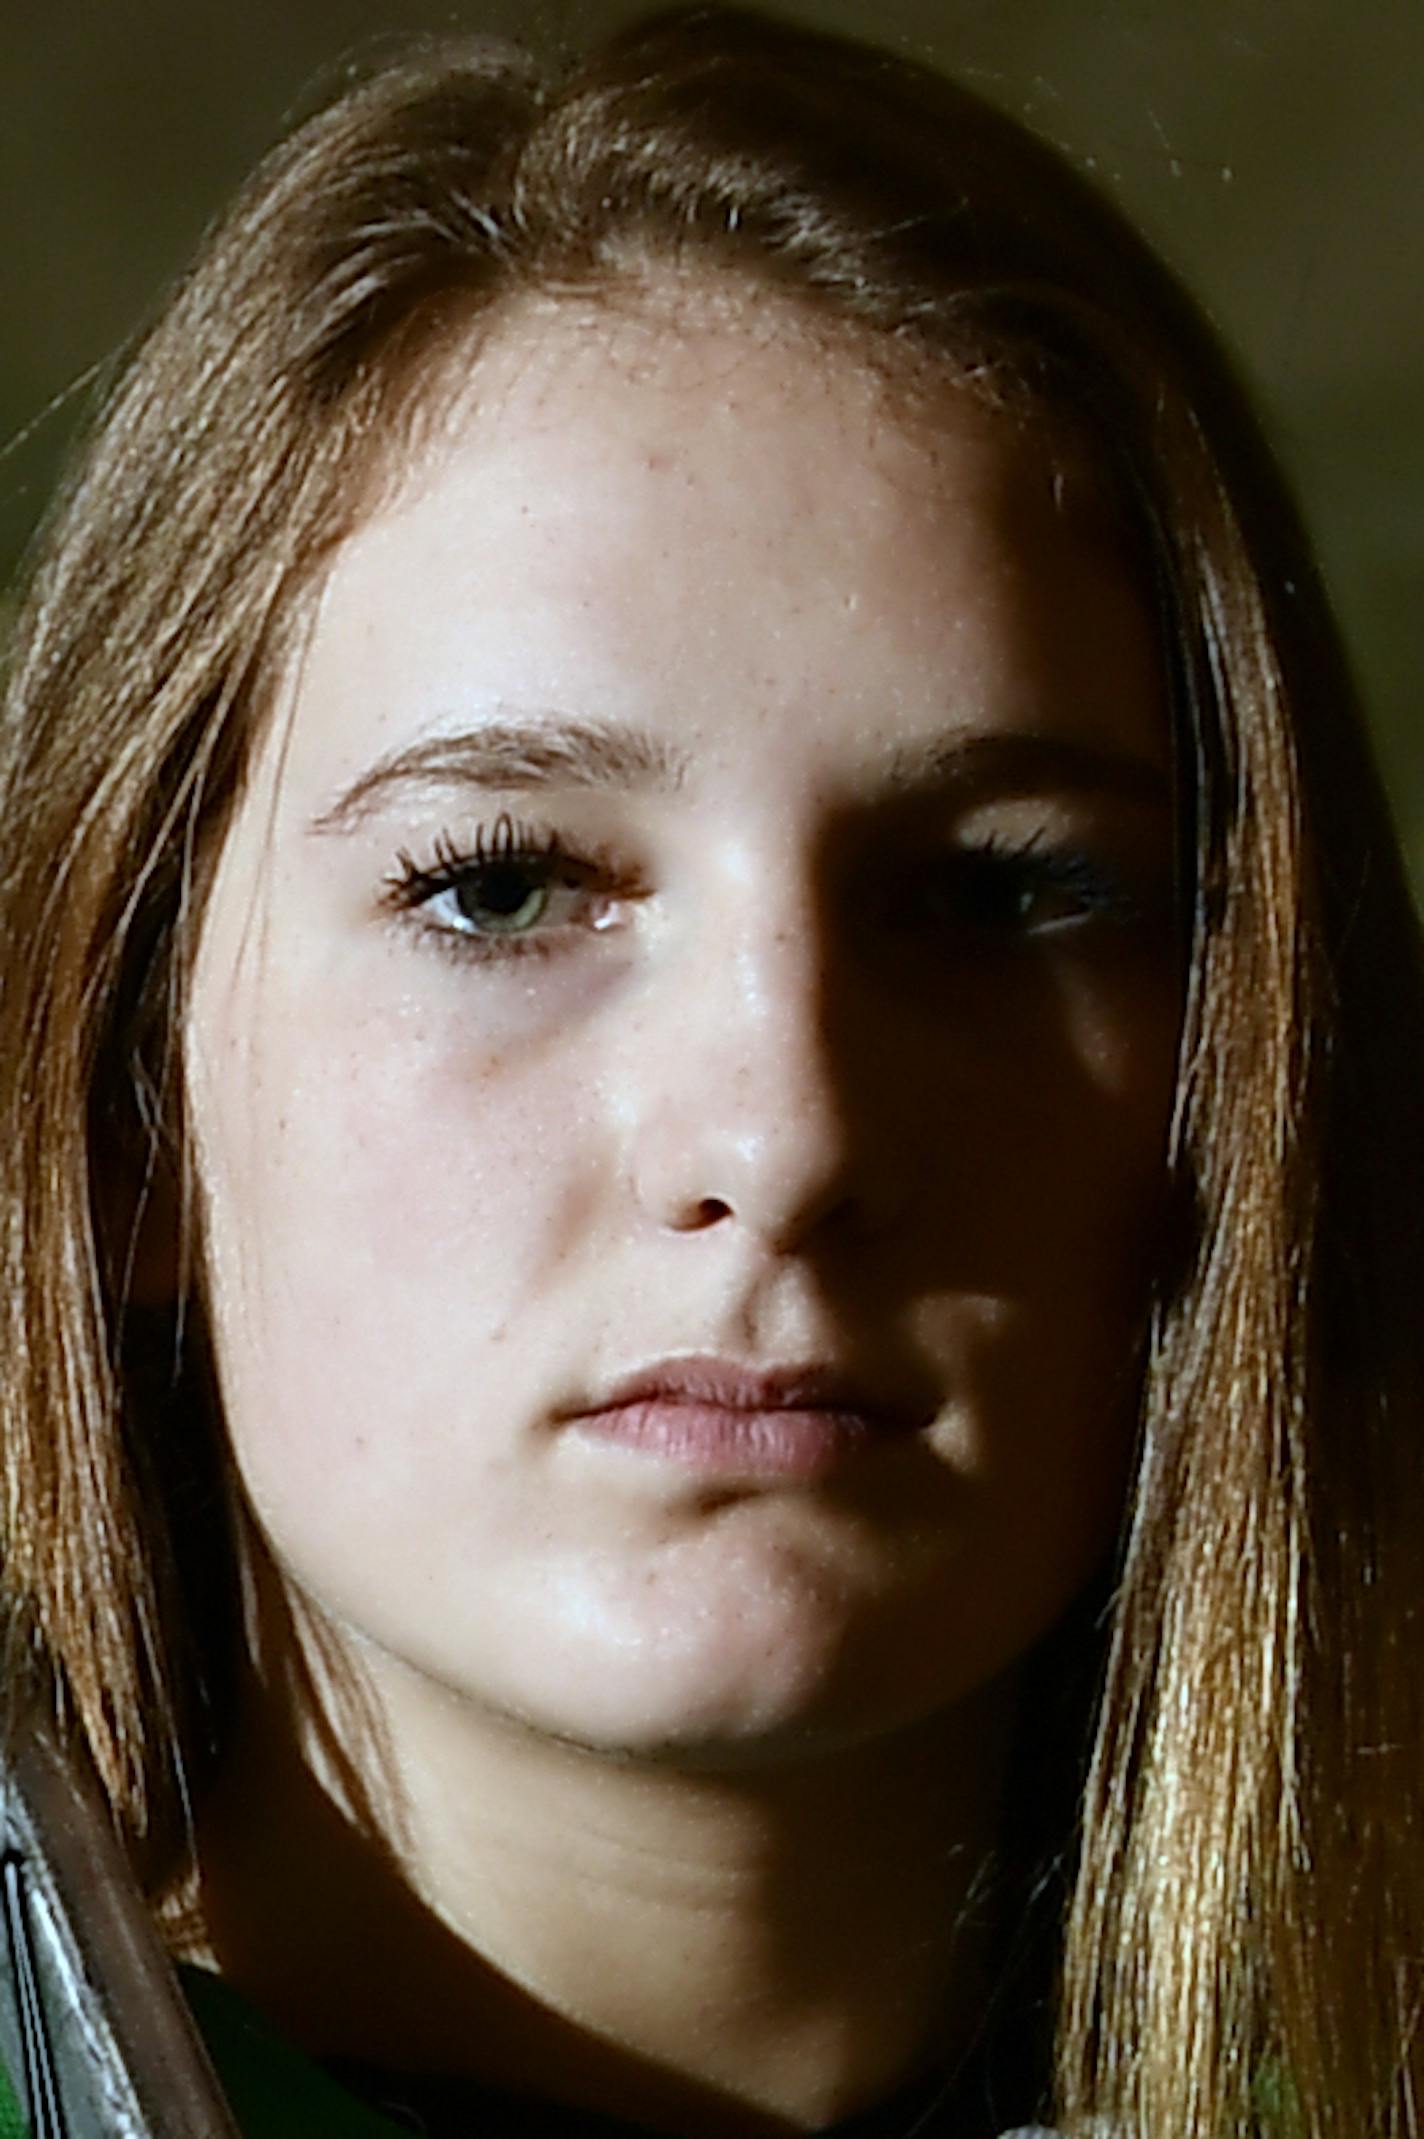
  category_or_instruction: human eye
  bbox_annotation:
[380,812,636,965]
[909,831,1151,942]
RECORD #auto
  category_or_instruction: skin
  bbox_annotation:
[184,296,1180,2130]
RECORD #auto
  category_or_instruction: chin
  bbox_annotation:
[421,1574,1021,1774]
[479,1679,926,1774]
[471,1628,1021,1777]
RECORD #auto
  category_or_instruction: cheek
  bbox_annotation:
[899,956,1177,1538]
[188,958,611,1509]
[901,949,1178,1295]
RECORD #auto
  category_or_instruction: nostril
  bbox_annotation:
[687,1196,734,1229]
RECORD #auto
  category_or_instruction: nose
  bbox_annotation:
[624,891,904,1251]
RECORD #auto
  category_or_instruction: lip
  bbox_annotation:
[563,1355,925,1482]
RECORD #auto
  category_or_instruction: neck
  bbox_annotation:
[188,1633,1017,2136]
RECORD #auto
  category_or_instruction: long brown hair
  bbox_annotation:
[2,9,1421,2133]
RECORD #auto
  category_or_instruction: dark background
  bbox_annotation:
[3,2,1420,856]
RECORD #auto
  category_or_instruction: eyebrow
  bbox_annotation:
[310,715,691,833]
[880,731,1171,809]
[309,711,1170,835]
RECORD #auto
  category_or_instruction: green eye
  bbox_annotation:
[449,860,555,934]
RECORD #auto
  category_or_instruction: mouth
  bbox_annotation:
[561,1355,926,1483]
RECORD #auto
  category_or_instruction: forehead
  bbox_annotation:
[266,295,1165,809]
[390,292,1126,579]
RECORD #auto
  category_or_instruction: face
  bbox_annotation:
[187,301,1179,1767]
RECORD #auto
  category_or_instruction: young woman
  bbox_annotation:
[1,8,1421,2136]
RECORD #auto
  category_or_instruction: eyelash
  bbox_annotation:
[382,814,634,966]
[380,816,1149,970]
[912,832,1144,938]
